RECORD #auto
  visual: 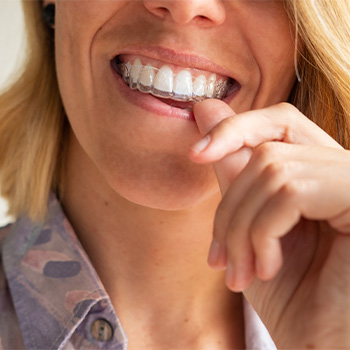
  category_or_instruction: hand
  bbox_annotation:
[189,99,350,348]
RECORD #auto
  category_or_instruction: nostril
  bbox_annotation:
[143,0,226,26]
[157,7,169,17]
[146,5,169,19]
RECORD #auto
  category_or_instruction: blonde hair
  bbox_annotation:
[285,0,350,147]
[0,0,350,221]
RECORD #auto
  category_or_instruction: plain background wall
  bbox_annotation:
[0,0,25,225]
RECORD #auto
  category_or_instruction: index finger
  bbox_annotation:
[190,101,342,164]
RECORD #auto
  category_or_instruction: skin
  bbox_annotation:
[45,0,350,348]
[190,100,350,348]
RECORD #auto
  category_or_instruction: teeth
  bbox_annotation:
[138,64,155,92]
[130,58,142,89]
[174,70,192,100]
[153,65,173,95]
[193,75,206,97]
[123,61,131,83]
[118,58,230,102]
[206,74,216,98]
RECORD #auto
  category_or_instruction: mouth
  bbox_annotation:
[111,54,240,110]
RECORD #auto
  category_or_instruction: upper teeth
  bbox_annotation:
[117,58,230,102]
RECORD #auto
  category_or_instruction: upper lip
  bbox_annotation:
[111,45,236,81]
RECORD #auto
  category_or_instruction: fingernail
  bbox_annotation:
[255,258,263,279]
[208,239,226,269]
[226,262,245,292]
[191,135,211,153]
[225,262,236,287]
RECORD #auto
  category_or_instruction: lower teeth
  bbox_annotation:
[115,60,231,103]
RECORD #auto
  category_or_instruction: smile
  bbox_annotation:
[112,55,239,104]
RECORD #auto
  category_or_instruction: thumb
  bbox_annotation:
[193,99,236,136]
[192,99,252,194]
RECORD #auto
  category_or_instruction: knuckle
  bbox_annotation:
[329,211,350,234]
[218,115,236,132]
[225,114,237,126]
[262,160,296,183]
[329,221,350,234]
[212,116,239,143]
[264,161,287,179]
[253,142,278,164]
[277,102,298,114]
[281,180,301,199]
[277,102,302,125]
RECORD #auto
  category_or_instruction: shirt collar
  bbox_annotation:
[243,298,276,349]
[2,194,127,350]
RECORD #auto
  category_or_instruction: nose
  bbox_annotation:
[143,0,226,26]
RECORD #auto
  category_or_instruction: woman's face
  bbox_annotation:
[54,0,296,209]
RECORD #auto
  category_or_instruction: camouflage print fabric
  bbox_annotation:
[0,194,275,350]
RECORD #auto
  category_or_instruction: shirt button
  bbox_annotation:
[91,318,114,341]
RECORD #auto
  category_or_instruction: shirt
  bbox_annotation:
[0,195,276,350]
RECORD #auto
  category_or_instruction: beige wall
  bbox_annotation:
[0,0,25,225]
[0,0,25,87]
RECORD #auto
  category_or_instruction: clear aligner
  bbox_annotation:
[117,62,229,103]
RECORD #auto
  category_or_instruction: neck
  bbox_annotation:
[62,162,229,307]
[61,133,245,349]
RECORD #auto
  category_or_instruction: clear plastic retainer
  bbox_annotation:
[117,63,229,103]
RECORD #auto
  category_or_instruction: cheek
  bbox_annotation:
[54,0,127,124]
[236,3,296,107]
[54,1,112,156]
[259,19,296,104]
[56,0,126,34]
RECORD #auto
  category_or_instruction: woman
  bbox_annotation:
[0,0,350,348]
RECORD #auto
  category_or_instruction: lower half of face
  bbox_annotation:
[56,0,297,210]
[65,106,221,210]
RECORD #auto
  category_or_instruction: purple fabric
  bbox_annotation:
[0,194,275,349]
[0,195,127,350]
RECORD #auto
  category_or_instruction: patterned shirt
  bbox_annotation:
[0,195,276,349]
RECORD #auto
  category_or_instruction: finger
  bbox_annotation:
[190,99,253,195]
[224,214,256,292]
[206,147,252,270]
[191,102,343,164]
[213,147,252,195]
[249,180,304,280]
[225,156,350,283]
[213,142,283,245]
[329,210,350,233]
[224,155,350,254]
[210,143,313,271]
[206,147,252,269]
[213,143,305,255]
[223,158,298,290]
[214,144,350,251]
[192,99,236,137]
[250,178,350,280]
[190,100,253,271]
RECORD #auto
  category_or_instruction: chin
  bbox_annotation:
[102,162,221,211]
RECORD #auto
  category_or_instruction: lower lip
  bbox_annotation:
[111,64,195,121]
